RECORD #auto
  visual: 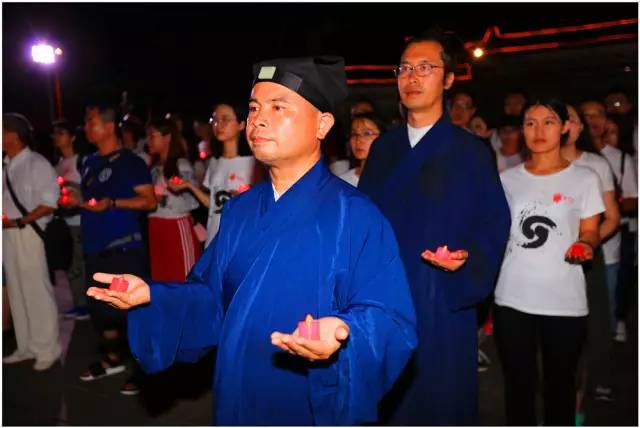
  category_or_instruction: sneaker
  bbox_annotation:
[79,358,126,381]
[594,385,614,402]
[33,358,59,371]
[614,321,626,343]
[120,380,140,396]
[478,349,491,372]
[74,307,91,321]
[3,351,35,364]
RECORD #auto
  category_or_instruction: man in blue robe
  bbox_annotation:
[358,29,511,425]
[86,56,417,425]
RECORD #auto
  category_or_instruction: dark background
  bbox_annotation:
[3,2,638,138]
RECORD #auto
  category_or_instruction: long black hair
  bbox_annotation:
[213,101,252,157]
[147,117,185,179]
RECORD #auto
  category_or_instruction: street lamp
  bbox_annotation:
[31,42,64,121]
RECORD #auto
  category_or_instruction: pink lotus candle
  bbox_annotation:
[88,198,97,207]
[237,184,250,194]
[170,176,182,185]
[199,150,207,160]
[109,276,129,292]
[298,314,320,340]
[57,176,65,186]
[435,245,451,261]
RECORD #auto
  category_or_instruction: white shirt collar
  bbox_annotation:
[272,183,281,202]
[407,123,434,148]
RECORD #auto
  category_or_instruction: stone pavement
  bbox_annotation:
[2,274,637,426]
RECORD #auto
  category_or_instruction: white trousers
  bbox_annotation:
[3,226,60,361]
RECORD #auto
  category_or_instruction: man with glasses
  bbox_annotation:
[359,28,511,425]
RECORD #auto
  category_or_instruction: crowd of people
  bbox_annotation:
[2,27,637,426]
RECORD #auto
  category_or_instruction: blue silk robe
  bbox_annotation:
[127,159,417,425]
[358,115,511,425]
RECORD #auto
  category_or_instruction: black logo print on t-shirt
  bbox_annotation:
[520,215,557,249]
[214,190,232,214]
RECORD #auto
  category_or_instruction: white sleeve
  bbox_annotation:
[34,158,60,208]
[581,171,605,219]
[621,154,638,198]
[599,158,616,193]
[202,158,217,190]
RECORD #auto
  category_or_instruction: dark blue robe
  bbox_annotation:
[358,115,511,425]
[127,159,417,425]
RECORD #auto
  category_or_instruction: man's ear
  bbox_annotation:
[317,112,335,140]
[444,72,455,90]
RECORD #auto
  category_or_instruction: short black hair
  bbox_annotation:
[3,113,34,148]
[449,90,476,106]
[85,104,117,123]
[402,26,465,77]
[497,115,522,130]
[52,119,75,135]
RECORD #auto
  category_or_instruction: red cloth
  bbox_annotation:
[149,215,201,281]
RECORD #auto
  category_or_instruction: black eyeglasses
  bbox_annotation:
[393,63,443,78]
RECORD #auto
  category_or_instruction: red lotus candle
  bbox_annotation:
[88,198,97,207]
[569,243,586,259]
[237,183,250,194]
[298,314,320,340]
[435,245,451,261]
[2,213,7,221]
[170,176,182,185]
[109,276,129,292]
[59,195,70,205]
[56,176,65,186]
[61,187,70,196]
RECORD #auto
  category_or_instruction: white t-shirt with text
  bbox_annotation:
[203,155,256,245]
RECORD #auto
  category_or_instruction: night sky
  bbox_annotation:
[3,2,638,134]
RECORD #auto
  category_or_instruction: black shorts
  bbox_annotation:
[84,245,149,333]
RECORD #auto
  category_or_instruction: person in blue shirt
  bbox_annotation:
[76,104,156,396]
[358,28,511,425]
[87,56,417,425]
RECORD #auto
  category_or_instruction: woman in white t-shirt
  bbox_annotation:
[169,102,261,246]
[146,118,201,281]
[339,113,385,187]
[494,100,605,426]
